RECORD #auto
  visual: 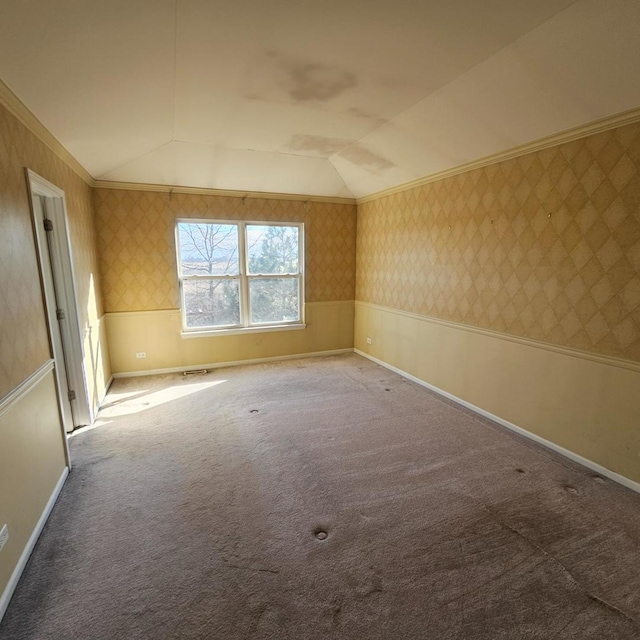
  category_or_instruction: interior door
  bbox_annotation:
[32,194,76,432]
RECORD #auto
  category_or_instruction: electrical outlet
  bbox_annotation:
[366,337,372,345]
[135,352,147,359]
[0,525,8,552]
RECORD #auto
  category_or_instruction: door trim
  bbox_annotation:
[26,169,93,429]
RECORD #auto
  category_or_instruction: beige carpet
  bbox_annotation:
[2,353,640,639]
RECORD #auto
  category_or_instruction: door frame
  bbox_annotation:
[26,169,93,430]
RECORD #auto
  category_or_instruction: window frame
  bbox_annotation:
[175,218,305,336]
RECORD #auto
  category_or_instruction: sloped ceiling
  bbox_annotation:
[1,0,640,199]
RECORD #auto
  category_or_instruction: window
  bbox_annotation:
[176,220,304,334]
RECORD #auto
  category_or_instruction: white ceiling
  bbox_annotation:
[1,0,640,198]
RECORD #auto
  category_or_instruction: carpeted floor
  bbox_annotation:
[2,353,640,639]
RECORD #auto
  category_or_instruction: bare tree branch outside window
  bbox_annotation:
[177,221,301,330]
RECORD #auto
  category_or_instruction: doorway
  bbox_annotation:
[27,169,92,434]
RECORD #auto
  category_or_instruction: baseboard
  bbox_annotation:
[85,375,113,428]
[354,349,640,496]
[0,466,69,623]
[99,376,114,407]
[112,348,355,378]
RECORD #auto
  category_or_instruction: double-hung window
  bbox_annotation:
[176,220,304,333]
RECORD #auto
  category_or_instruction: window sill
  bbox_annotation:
[181,323,306,339]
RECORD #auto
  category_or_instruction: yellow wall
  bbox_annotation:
[0,102,111,411]
[355,302,640,483]
[356,122,640,484]
[0,369,68,596]
[0,108,51,396]
[0,101,110,603]
[358,122,640,361]
[94,188,357,372]
[106,301,353,374]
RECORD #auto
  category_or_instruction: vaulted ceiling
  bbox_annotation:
[1,0,640,199]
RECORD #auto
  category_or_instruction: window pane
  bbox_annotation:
[249,278,299,324]
[183,279,240,328]
[178,223,239,276]
[247,225,299,275]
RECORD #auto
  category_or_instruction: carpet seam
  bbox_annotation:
[482,504,640,630]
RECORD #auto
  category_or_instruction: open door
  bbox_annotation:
[27,169,92,434]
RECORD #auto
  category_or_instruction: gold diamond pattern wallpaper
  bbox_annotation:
[93,189,357,312]
[0,103,105,400]
[357,122,640,362]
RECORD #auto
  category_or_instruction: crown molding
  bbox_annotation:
[0,78,356,204]
[4,71,638,206]
[356,106,640,204]
[0,79,94,186]
[92,179,356,205]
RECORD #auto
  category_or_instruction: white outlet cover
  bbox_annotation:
[135,352,147,359]
[0,525,8,552]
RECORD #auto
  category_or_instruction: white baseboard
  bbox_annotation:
[0,466,69,623]
[85,375,114,428]
[99,375,114,406]
[354,349,640,495]
[112,348,355,378]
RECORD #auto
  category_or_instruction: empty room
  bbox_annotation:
[1,1,640,638]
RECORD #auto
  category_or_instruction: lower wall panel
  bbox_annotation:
[355,302,640,484]
[105,300,355,375]
[0,367,68,609]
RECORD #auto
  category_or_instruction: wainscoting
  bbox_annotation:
[355,301,640,486]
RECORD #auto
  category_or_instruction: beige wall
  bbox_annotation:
[0,107,51,396]
[0,101,110,603]
[106,301,354,375]
[94,188,357,372]
[358,122,640,362]
[355,122,640,484]
[355,303,640,483]
[0,369,68,596]
[0,102,111,409]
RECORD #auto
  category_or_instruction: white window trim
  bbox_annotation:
[180,322,307,339]
[175,219,305,336]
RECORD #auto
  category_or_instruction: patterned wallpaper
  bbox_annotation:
[93,189,357,312]
[0,102,105,400]
[357,122,640,362]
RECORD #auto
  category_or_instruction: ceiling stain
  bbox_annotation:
[288,134,353,156]
[345,106,387,127]
[339,144,396,174]
[264,51,357,102]
[288,62,357,101]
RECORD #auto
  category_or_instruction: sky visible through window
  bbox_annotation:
[177,222,301,329]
